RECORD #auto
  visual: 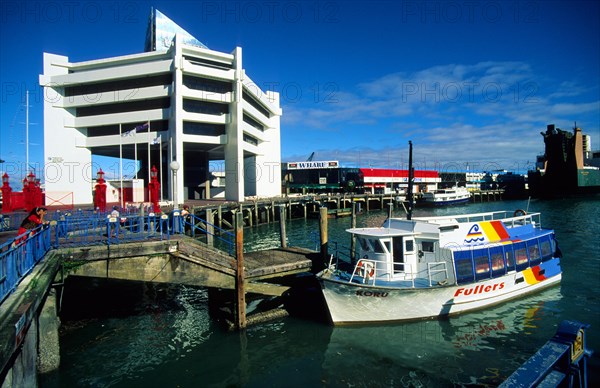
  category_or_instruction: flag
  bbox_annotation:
[134,122,150,132]
[121,128,136,137]
[151,135,161,145]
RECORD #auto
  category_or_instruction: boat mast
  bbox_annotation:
[407,140,414,220]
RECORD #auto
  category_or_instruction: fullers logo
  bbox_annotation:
[356,290,389,297]
[454,282,504,297]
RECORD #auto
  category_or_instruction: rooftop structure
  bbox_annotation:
[39,8,281,206]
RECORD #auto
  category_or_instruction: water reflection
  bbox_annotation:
[321,287,562,387]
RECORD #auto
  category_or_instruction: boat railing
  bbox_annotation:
[427,262,449,286]
[415,210,543,228]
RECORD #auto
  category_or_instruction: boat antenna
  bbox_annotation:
[407,140,414,220]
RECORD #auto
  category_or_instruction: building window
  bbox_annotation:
[183,99,229,115]
[183,55,233,71]
[76,98,170,117]
[65,74,172,97]
[243,134,258,146]
[182,122,225,136]
[182,74,232,94]
[242,91,271,118]
[243,114,265,131]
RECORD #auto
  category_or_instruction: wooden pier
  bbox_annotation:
[181,193,400,231]
[470,189,505,202]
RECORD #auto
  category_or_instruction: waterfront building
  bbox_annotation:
[529,124,600,197]
[281,161,440,194]
[39,8,281,206]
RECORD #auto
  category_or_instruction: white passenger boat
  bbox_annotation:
[421,186,471,206]
[316,210,562,325]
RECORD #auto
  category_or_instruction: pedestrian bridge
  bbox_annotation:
[0,209,320,385]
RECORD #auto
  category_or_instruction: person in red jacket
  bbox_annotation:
[16,206,48,243]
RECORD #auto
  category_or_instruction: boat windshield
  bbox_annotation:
[356,236,386,253]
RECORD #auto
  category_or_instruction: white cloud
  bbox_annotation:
[281,61,599,170]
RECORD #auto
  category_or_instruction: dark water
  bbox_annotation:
[41,198,600,387]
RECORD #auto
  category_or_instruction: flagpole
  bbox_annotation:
[159,134,163,201]
[147,121,151,185]
[119,123,123,209]
[134,130,138,179]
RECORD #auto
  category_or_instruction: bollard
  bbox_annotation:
[235,212,246,330]
[279,205,287,248]
[319,207,328,261]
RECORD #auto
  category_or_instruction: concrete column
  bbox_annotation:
[2,320,38,388]
[37,288,60,375]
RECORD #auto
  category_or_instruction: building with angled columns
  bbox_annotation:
[39,8,282,206]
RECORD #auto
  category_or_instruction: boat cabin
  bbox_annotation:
[347,211,559,287]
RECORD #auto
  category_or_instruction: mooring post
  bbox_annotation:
[319,207,328,261]
[206,209,214,246]
[279,205,287,248]
[217,205,222,229]
[235,212,246,330]
[254,201,258,225]
[350,201,357,260]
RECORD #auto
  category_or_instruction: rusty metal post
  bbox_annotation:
[235,212,246,330]
[279,205,287,248]
[319,207,328,261]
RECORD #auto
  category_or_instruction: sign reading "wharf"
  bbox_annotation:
[287,161,339,170]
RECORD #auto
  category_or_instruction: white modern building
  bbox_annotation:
[39,9,281,206]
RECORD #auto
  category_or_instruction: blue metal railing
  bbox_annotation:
[0,209,236,305]
[183,213,235,255]
[0,225,52,304]
[500,320,593,387]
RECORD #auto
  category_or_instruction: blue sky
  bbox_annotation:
[1,0,599,183]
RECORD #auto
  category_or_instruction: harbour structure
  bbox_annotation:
[0,207,322,386]
[529,124,600,197]
[38,8,282,207]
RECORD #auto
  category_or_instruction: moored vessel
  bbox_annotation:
[316,209,562,325]
[420,186,471,206]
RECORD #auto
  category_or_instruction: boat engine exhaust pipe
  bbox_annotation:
[407,141,414,220]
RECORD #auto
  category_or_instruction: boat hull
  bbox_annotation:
[420,197,470,206]
[317,259,561,324]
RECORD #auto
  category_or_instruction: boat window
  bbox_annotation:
[514,242,528,269]
[383,241,391,253]
[527,240,541,265]
[539,235,553,261]
[369,239,385,253]
[474,251,490,277]
[504,245,515,271]
[405,239,414,252]
[490,246,505,275]
[393,237,404,270]
[357,237,370,252]
[454,250,474,284]
[422,241,435,253]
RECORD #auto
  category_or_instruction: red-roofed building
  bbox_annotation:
[360,168,440,194]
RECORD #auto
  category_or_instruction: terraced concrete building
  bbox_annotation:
[39,9,281,206]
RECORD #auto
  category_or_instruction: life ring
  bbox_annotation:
[356,260,375,278]
[514,209,527,217]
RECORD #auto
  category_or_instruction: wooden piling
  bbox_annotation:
[218,205,222,229]
[206,209,214,246]
[319,207,328,261]
[279,205,287,248]
[235,212,246,330]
